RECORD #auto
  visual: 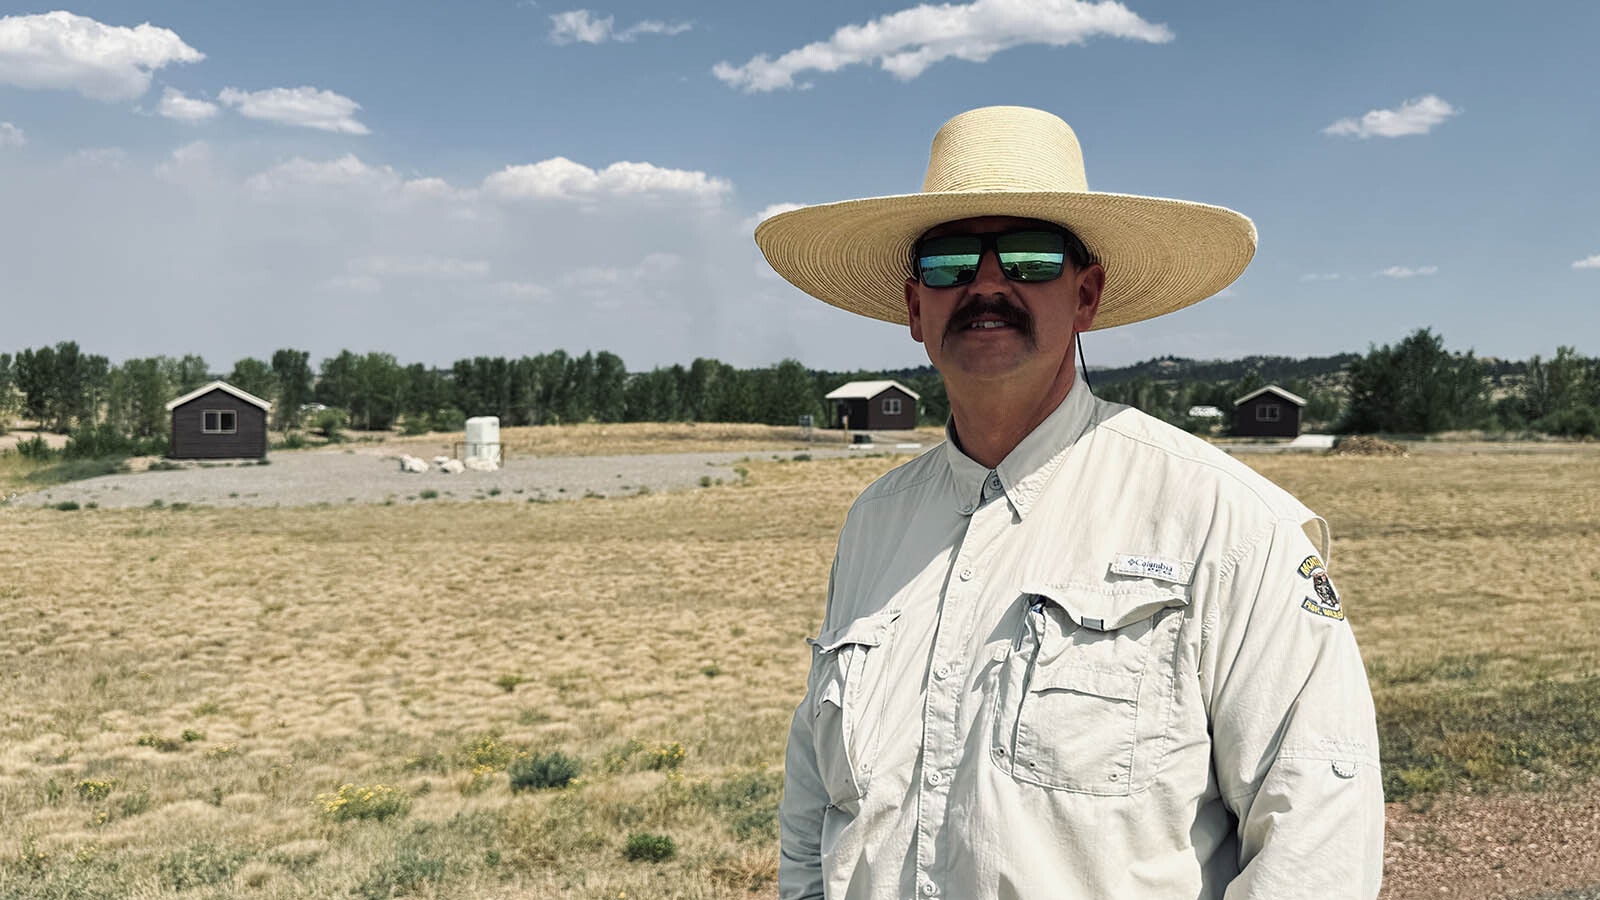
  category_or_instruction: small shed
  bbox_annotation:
[165,381,272,459]
[824,380,920,431]
[1232,385,1306,438]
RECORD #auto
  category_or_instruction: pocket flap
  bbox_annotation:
[1029,665,1141,702]
[810,608,902,653]
[1022,583,1188,632]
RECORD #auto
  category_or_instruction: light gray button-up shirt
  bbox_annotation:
[779,381,1383,900]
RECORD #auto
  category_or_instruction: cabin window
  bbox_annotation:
[883,397,902,415]
[203,410,238,434]
[1255,404,1281,422]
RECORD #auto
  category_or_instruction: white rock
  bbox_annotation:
[462,457,499,472]
[398,455,429,473]
[438,458,465,475]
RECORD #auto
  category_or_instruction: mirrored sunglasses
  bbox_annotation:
[914,229,1070,288]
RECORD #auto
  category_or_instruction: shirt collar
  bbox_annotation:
[942,378,1097,519]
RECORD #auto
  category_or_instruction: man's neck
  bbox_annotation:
[946,371,1076,469]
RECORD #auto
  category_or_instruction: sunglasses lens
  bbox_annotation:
[917,230,1070,287]
[916,236,981,287]
[995,231,1066,282]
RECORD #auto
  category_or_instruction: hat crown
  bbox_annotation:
[922,106,1088,194]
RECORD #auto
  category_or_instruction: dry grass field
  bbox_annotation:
[1,433,1598,898]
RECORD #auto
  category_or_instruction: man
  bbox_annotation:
[754,106,1384,899]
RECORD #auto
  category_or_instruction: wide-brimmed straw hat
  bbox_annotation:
[754,105,1256,330]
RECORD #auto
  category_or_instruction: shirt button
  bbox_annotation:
[934,664,952,680]
[926,770,943,786]
[959,503,974,515]
[988,474,1003,492]
[959,568,974,581]
[922,882,938,896]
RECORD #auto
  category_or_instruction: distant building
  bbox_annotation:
[165,381,272,459]
[824,380,920,431]
[1232,385,1306,438]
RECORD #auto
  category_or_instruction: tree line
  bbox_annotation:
[1,329,1597,446]
[0,344,925,441]
[1092,328,1600,437]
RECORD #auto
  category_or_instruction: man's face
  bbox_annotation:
[904,216,1103,388]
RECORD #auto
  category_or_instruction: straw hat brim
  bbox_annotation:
[754,190,1256,330]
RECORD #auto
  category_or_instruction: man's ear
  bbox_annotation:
[1075,264,1104,332]
[905,278,926,344]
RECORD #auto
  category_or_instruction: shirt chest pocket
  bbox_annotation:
[808,608,901,813]
[989,584,1188,796]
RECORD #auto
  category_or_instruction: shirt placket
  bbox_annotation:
[913,472,1010,898]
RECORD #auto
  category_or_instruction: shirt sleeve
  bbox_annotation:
[1204,518,1385,900]
[777,559,835,900]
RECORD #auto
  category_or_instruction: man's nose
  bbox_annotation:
[967,246,1009,292]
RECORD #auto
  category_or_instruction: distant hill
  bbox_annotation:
[1083,354,1361,387]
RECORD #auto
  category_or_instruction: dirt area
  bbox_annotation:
[3,443,886,509]
[1383,786,1600,899]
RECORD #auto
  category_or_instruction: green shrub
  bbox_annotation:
[316,783,412,822]
[509,751,582,792]
[75,779,114,801]
[623,832,676,862]
[16,434,55,460]
[419,489,439,500]
[431,407,467,432]
[312,409,347,442]
[645,742,686,771]
[24,458,122,486]
[52,500,80,511]
[456,734,515,770]
[693,769,783,842]
[493,673,524,693]
[136,733,182,752]
[158,843,246,890]
[353,846,446,900]
[276,431,308,450]
[62,423,163,460]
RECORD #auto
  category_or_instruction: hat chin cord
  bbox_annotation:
[1077,333,1093,392]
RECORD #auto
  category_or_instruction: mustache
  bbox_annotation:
[944,297,1035,338]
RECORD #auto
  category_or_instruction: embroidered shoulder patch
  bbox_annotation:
[1109,553,1194,585]
[1297,555,1344,620]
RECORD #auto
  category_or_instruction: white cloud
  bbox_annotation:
[712,0,1171,92]
[157,87,218,122]
[349,255,491,280]
[219,86,369,135]
[1298,272,1341,282]
[563,252,680,288]
[0,11,203,101]
[0,121,22,147]
[154,140,213,179]
[548,9,692,44]
[1324,94,1458,139]
[491,281,552,299]
[321,274,382,294]
[1376,265,1438,279]
[483,157,730,200]
[1573,255,1600,270]
[742,202,806,232]
[66,147,129,168]
[247,154,406,194]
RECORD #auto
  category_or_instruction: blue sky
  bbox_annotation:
[2,0,1596,373]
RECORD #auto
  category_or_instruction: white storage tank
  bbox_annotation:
[464,416,501,464]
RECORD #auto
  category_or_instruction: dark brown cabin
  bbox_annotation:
[165,381,272,459]
[824,380,920,431]
[1232,385,1306,439]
